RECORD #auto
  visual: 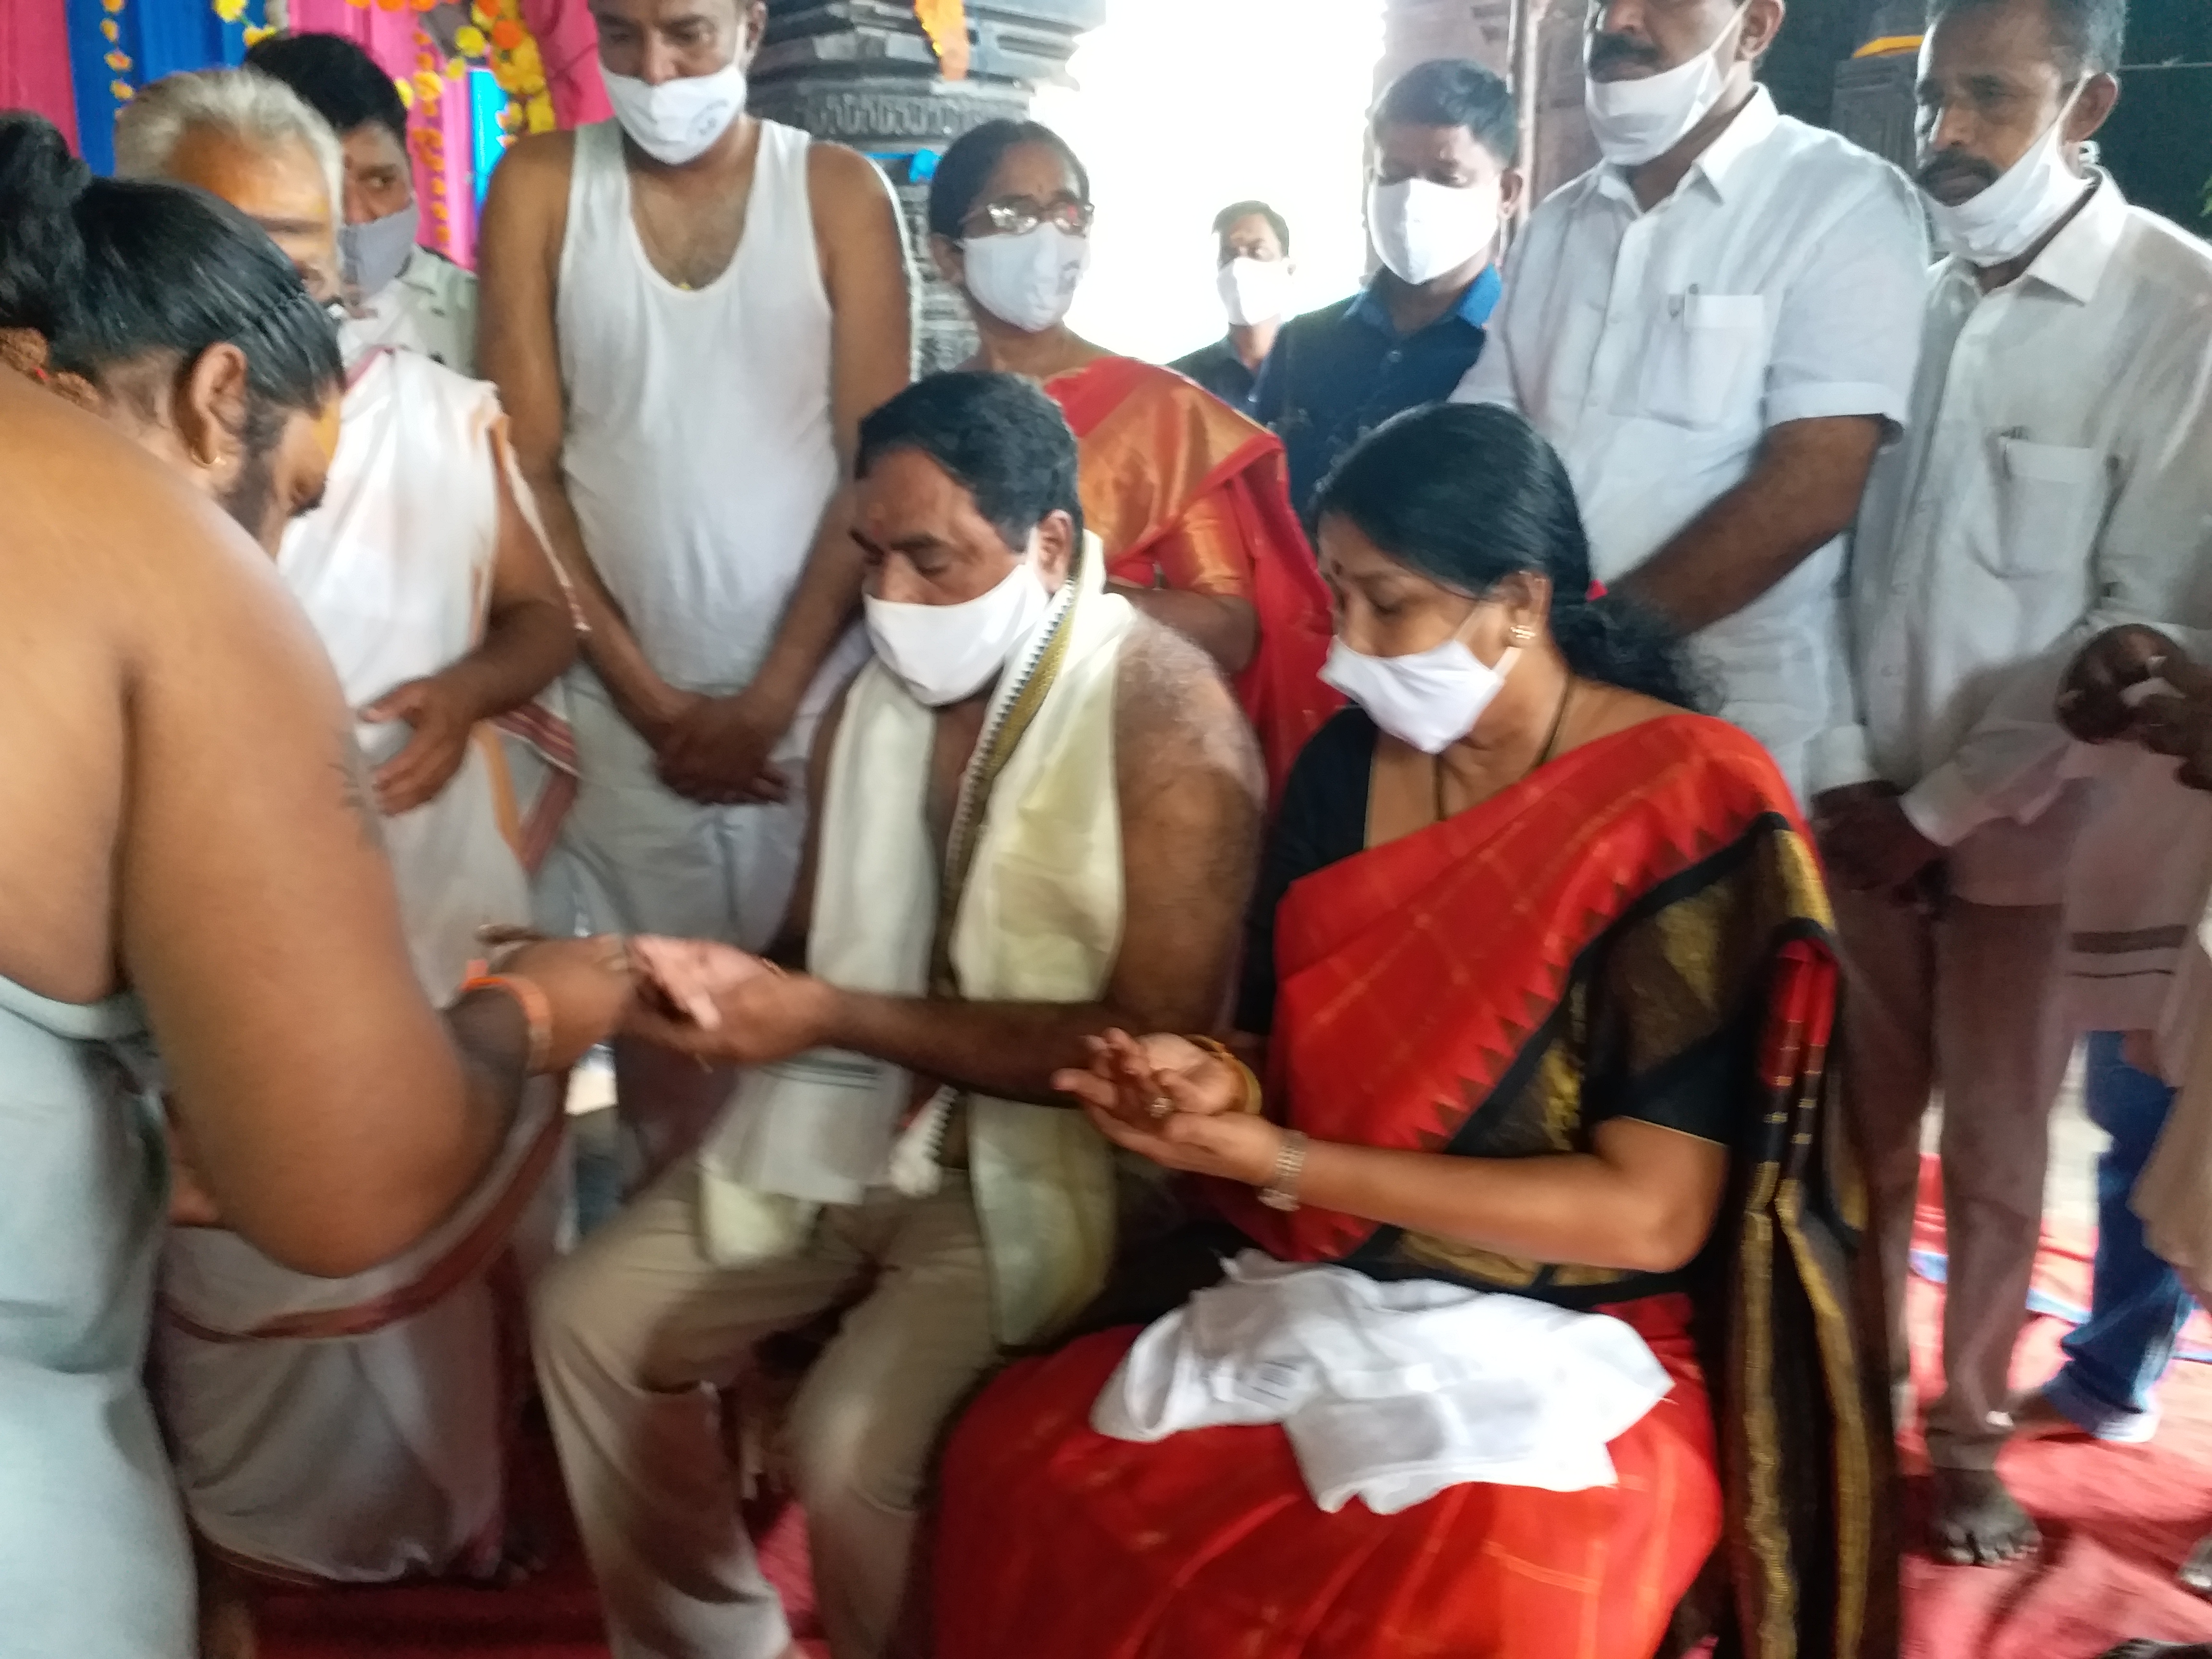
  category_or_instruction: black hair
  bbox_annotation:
[1372,58,1518,166]
[1213,199,1291,255]
[246,32,410,146]
[1925,0,2128,76]
[926,119,1091,240]
[1313,403,1702,710]
[856,371,1085,553]
[0,112,88,340]
[0,110,341,419]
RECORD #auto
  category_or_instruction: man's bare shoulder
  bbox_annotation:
[1112,613,1263,798]
[481,129,577,224]
[804,139,896,203]
[0,383,273,623]
[805,141,904,247]
[498,128,578,186]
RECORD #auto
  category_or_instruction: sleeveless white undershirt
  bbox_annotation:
[555,119,837,693]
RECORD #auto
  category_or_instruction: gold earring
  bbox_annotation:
[1508,622,1536,645]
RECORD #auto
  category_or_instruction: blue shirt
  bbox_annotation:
[1250,264,1502,519]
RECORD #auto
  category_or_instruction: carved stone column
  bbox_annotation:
[1829,0,1922,170]
[750,0,1105,372]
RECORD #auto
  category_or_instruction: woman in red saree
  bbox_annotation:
[925,119,1337,793]
[933,406,1895,1659]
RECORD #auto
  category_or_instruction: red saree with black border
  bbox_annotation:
[935,714,1896,1659]
[1046,355,1339,796]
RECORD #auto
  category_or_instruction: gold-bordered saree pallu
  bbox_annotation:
[1226,713,1896,1659]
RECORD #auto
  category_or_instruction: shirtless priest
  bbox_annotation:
[115,69,583,1597]
[533,371,1267,1659]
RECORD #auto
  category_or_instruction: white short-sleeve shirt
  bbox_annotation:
[1816,174,2212,906]
[1455,88,1928,794]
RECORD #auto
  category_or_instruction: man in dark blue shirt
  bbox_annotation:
[1170,200,1294,410]
[1251,60,1522,518]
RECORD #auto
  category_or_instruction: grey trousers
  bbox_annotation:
[1835,889,2074,1470]
[532,1165,998,1659]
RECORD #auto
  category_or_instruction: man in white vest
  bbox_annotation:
[533,372,1266,1659]
[477,0,915,1186]
[115,68,584,1605]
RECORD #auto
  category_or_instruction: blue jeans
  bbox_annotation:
[2042,1031,2197,1440]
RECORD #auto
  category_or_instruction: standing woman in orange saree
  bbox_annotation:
[931,406,1898,1659]
[925,120,1338,793]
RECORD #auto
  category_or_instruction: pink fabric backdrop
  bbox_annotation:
[2,0,81,146]
[520,0,608,129]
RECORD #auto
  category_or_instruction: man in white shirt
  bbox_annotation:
[1454,0,1925,801]
[1812,0,2212,1567]
[247,31,480,374]
[477,0,913,1183]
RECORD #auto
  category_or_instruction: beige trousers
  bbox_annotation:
[1835,889,2074,1470]
[532,1165,998,1659]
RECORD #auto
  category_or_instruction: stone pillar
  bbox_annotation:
[1829,0,1922,170]
[1378,0,1592,205]
[749,0,1104,373]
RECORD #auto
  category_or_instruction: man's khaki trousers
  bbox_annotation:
[533,1165,998,1659]
[1835,889,2074,1471]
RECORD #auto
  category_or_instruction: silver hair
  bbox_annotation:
[113,66,343,219]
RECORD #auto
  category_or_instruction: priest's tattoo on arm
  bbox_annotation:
[333,727,385,850]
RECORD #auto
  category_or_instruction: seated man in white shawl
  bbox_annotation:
[112,69,583,1596]
[533,370,1266,1659]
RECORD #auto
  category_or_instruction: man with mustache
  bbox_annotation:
[1453,0,1925,804]
[1812,0,2212,1568]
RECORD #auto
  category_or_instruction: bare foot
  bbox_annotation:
[481,1515,547,1589]
[2180,1529,2212,1595]
[1930,1466,2040,1565]
[2009,1385,2091,1443]
[196,1565,258,1659]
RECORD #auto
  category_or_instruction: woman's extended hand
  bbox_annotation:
[1050,1029,1244,1127]
[1082,1099,1282,1186]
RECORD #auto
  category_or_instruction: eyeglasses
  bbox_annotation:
[965,196,1095,239]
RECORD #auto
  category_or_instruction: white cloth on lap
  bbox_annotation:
[1092,1251,1673,1514]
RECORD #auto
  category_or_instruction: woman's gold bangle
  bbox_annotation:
[1187,1034,1263,1115]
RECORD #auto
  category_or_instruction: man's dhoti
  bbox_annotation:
[157,1084,568,1582]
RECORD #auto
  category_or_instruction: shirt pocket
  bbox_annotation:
[1990,434,2107,578]
[1636,292,1767,430]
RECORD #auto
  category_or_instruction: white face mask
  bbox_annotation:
[864,552,1055,707]
[1583,4,1744,167]
[961,224,1091,333]
[1320,618,1520,756]
[1366,178,1499,287]
[602,61,748,167]
[1923,95,2093,265]
[339,199,418,302]
[1217,255,1292,327]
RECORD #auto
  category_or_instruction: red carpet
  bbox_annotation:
[252,1430,825,1659]
[1904,1157,2212,1658]
[257,1162,2212,1659]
